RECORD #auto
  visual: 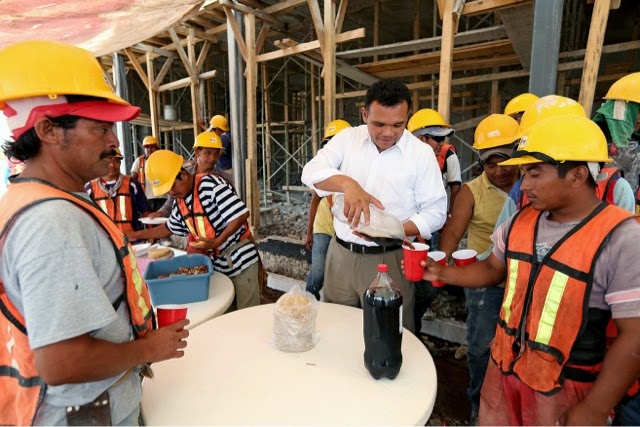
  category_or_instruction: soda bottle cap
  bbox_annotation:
[377,264,388,273]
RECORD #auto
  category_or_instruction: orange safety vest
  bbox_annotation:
[138,155,146,191]
[0,179,154,425]
[492,203,635,395]
[436,144,456,172]
[517,167,621,209]
[90,175,135,233]
[176,174,251,255]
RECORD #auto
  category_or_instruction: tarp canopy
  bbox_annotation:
[0,0,202,56]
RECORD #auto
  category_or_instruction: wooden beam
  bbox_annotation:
[586,0,621,9]
[123,48,150,90]
[245,13,260,231]
[223,6,249,62]
[168,28,200,84]
[152,54,176,90]
[578,0,611,116]
[146,52,159,138]
[307,0,326,55]
[188,28,202,135]
[336,0,349,33]
[439,0,457,122]
[452,114,489,131]
[264,0,307,15]
[462,0,532,16]
[218,0,278,25]
[157,70,217,92]
[324,0,336,127]
[196,41,212,72]
[256,24,270,53]
[373,0,380,61]
[256,28,365,62]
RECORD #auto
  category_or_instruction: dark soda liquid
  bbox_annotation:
[363,286,403,380]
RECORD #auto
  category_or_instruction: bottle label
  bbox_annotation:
[399,305,403,334]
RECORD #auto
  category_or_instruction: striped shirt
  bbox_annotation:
[167,174,258,277]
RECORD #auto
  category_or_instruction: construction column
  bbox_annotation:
[529,0,563,96]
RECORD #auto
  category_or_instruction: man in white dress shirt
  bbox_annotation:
[301,79,447,333]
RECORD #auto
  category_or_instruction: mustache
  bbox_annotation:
[100,149,118,159]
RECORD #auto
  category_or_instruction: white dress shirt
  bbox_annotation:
[301,124,447,246]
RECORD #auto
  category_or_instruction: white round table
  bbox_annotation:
[141,303,437,425]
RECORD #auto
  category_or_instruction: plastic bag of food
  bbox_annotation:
[331,194,405,240]
[273,284,320,352]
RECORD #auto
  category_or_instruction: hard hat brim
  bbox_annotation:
[413,126,455,138]
[151,180,174,197]
[498,155,543,166]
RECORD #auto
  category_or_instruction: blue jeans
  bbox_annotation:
[305,233,332,300]
[465,286,504,417]
[616,394,640,425]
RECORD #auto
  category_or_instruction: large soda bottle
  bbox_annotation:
[363,264,403,380]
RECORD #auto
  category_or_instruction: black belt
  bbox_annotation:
[335,236,401,254]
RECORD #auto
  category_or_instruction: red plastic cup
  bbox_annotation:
[428,251,447,287]
[452,249,477,266]
[403,243,429,282]
[156,304,188,327]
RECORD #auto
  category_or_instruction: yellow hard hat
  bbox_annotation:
[194,131,224,150]
[143,136,159,147]
[504,93,540,116]
[500,115,611,167]
[604,72,640,104]
[323,119,351,139]
[113,148,124,159]
[145,150,184,196]
[209,115,230,132]
[518,95,586,138]
[0,40,128,105]
[407,108,454,137]
[473,114,520,150]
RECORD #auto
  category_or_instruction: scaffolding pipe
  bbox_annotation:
[113,53,134,174]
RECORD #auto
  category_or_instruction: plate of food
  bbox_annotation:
[147,245,174,260]
[139,217,169,225]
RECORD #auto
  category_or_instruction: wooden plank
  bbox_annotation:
[438,0,457,122]
[152,54,176,90]
[338,25,506,59]
[146,52,159,138]
[578,0,611,116]
[263,0,307,15]
[336,0,349,33]
[256,24,270,53]
[188,28,202,135]
[245,13,260,230]
[123,48,150,90]
[307,0,326,55]
[157,70,217,92]
[218,0,278,25]
[462,0,532,16]
[452,114,489,131]
[373,0,380,61]
[586,0,621,9]
[223,6,249,62]
[168,28,200,84]
[256,28,365,62]
[324,0,336,127]
[196,41,212,72]
[262,62,273,190]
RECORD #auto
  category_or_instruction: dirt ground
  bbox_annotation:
[260,285,471,426]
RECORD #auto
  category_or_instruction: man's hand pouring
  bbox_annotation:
[343,181,384,228]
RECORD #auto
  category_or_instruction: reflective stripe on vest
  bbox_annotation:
[492,203,636,394]
[138,155,146,191]
[0,179,154,425]
[89,176,135,232]
[177,174,217,239]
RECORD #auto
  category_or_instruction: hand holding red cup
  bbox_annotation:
[402,243,429,281]
[452,249,477,266]
[427,251,447,287]
[156,304,188,327]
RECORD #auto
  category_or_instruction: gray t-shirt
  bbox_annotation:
[492,209,640,319]
[0,196,141,425]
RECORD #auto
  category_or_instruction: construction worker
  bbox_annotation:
[151,131,232,218]
[438,114,521,422]
[416,114,640,425]
[503,92,539,123]
[131,135,166,211]
[126,150,260,310]
[497,95,635,226]
[208,114,233,178]
[305,119,351,300]
[302,79,447,334]
[0,40,188,426]
[86,148,151,232]
[408,108,461,227]
[594,72,640,194]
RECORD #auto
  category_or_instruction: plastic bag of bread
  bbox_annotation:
[331,194,404,240]
[273,284,320,352]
